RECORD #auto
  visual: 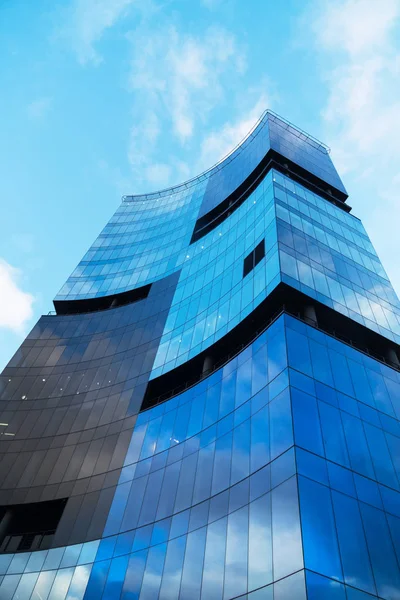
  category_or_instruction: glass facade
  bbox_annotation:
[0,111,399,599]
[55,112,345,304]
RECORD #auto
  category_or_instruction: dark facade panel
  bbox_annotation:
[0,273,179,551]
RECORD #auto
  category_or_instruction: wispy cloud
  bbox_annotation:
[316,0,399,56]
[143,162,172,185]
[197,92,269,170]
[0,260,34,334]
[126,23,247,187]
[58,0,137,65]
[128,25,245,142]
[307,0,400,292]
[312,0,400,173]
[55,1,271,192]
[27,97,53,119]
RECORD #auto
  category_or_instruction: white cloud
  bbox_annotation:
[0,260,34,334]
[312,0,400,171]
[126,23,248,187]
[308,0,400,293]
[56,3,269,195]
[144,162,172,185]
[27,97,53,119]
[315,0,399,56]
[128,24,245,142]
[58,0,137,65]
[198,93,268,170]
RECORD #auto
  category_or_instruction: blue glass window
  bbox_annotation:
[299,476,342,581]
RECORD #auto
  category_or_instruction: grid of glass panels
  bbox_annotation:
[56,182,206,300]
[150,170,280,378]
[274,170,400,344]
[268,113,346,196]
[1,314,400,599]
[4,110,400,600]
[197,114,271,218]
[0,274,181,552]
[0,316,300,599]
[55,112,346,304]
[150,169,400,378]
[286,314,400,600]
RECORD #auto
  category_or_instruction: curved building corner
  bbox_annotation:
[1,111,400,599]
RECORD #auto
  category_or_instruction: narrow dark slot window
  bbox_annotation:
[254,239,265,266]
[243,253,254,277]
[243,239,265,278]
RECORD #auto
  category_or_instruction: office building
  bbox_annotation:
[1,111,400,599]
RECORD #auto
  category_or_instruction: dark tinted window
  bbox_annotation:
[243,239,265,277]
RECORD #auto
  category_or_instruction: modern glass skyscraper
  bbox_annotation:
[1,111,400,600]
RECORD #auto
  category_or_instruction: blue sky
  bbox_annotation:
[0,0,399,370]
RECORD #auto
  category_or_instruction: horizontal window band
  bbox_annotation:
[0,498,67,554]
[53,283,152,315]
[142,282,399,412]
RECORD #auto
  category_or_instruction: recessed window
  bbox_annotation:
[0,498,67,553]
[243,239,265,277]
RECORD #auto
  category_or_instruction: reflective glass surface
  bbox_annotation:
[57,161,398,377]
[150,168,399,377]
[275,171,400,344]
[1,111,400,599]
[150,169,280,377]
[2,315,400,599]
[286,314,400,600]
[56,112,346,303]
[0,275,179,548]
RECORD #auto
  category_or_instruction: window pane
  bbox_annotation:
[224,505,249,599]
[299,476,342,581]
[271,477,303,580]
[248,493,272,591]
[331,491,376,595]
